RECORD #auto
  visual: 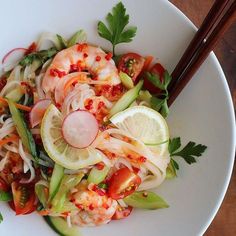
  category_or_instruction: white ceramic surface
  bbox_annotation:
[0,0,235,235]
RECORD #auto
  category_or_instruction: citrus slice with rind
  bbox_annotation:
[110,106,169,155]
[41,104,102,169]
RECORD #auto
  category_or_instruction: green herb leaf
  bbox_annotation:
[151,96,165,111]
[160,99,169,117]
[163,70,172,90]
[168,137,181,154]
[19,47,58,66]
[171,158,179,170]
[56,34,67,50]
[98,183,108,189]
[0,212,3,224]
[169,137,207,165]
[97,2,137,55]
[0,190,12,202]
[146,72,165,90]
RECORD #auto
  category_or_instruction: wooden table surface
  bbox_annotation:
[170,1,236,235]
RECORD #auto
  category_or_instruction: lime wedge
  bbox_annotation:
[110,106,169,155]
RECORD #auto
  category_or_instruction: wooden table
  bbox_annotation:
[170,1,236,235]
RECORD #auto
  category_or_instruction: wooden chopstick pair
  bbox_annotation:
[167,0,236,106]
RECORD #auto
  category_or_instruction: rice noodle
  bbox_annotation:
[36,32,60,51]
[41,59,52,72]
[0,151,9,171]
[67,215,72,228]
[0,114,8,124]
[18,140,35,183]
[23,92,29,105]
[3,143,18,153]
[38,159,53,168]
[7,65,22,82]
[0,117,15,139]
[117,199,128,208]
[35,73,46,99]
[114,157,133,170]
[35,179,49,188]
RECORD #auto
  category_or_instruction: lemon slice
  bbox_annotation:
[110,106,169,155]
[41,104,102,170]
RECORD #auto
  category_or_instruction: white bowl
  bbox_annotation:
[0,0,235,235]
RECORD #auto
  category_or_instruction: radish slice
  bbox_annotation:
[29,99,51,128]
[62,110,98,149]
[2,48,27,71]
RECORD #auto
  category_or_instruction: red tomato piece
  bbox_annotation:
[107,167,141,200]
[11,182,36,215]
[112,206,133,220]
[143,63,165,94]
[0,177,9,192]
[118,53,145,83]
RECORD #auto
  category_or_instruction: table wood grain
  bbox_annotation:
[170,1,236,235]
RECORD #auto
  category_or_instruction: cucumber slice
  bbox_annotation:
[5,87,24,102]
[44,216,81,236]
[119,71,134,89]
[49,164,64,201]
[138,90,152,103]
[124,191,169,209]
[109,80,143,118]
[87,166,109,184]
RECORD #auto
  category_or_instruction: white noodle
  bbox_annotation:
[18,140,35,183]
[0,151,9,171]
[35,73,46,99]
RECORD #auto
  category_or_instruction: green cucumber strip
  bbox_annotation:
[124,191,169,209]
[138,90,152,103]
[0,190,12,202]
[44,216,81,236]
[67,30,87,47]
[52,173,83,212]
[5,87,24,102]
[7,99,38,160]
[35,183,48,207]
[87,166,109,184]
[49,164,64,201]
[109,80,143,118]
[119,71,134,89]
[56,34,67,50]
[166,159,177,179]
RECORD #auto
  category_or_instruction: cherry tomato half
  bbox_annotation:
[11,181,36,215]
[118,53,145,83]
[0,177,9,192]
[107,167,141,200]
[112,206,133,220]
[143,63,165,94]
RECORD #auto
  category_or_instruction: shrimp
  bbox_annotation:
[70,182,117,226]
[42,44,121,93]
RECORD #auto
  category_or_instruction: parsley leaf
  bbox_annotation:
[0,212,3,224]
[147,70,172,117]
[169,137,207,165]
[19,47,58,66]
[97,2,137,55]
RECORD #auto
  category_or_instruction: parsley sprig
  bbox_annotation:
[168,137,207,175]
[146,70,172,117]
[0,212,2,224]
[97,2,137,55]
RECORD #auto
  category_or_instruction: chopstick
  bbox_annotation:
[167,0,236,106]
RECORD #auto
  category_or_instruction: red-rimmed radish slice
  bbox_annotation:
[29,99,51,128]
[2,48,28,71]
[62,110,98,149]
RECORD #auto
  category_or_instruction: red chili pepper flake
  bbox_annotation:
[70,64,78,72]
[95,56,101,62]
[50,69,66,78]
[20,81,28,86]
[105,52,113,61]
[47,167,53,174]
[62,212,70,216]
[92,185,106,196]
[112,84,123,96]
[75,203,83,209]
[77,43,87,52]
[25,42,37,55]
[85,99,93,110]
[95,162,105,170]
[89,204,95,210]
[55,103,61,108]
[83,53,88,58]
[92,76,98,80]
[98,101,105,109]
[72,81,78,86]
[133,167,140,174]
[102,203,109,209]
[139,156,147,163]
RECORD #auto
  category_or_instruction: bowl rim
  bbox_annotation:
[167,1,236,234]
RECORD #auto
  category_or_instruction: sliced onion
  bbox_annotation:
[29,99,51,128]
[0,151,9,171]
[35,73,46,99]
[2,48,27,72]
[62,110,99,149]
